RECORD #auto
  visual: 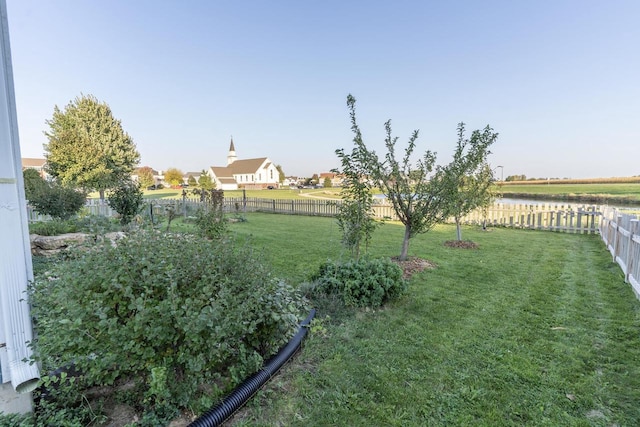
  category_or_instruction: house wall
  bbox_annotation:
[233,164,279,187]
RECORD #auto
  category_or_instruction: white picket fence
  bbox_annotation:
[599,207,640,298]
[26,197,640,301]
[458,203,602,234]
[28,197,606,233]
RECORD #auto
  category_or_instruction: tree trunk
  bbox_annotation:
[99,189,105,202]
[399,225,411,261]
[455,217,462,241]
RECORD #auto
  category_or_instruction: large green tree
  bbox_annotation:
[44,94,140,200]
[341,95,496,260]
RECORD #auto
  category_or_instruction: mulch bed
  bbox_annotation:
[391,256,437,279]
[443,240,479,249]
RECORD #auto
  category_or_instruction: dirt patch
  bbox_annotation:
[390,256,436,279]
[444,240,479,249]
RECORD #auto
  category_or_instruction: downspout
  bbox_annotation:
[0,0,40,394]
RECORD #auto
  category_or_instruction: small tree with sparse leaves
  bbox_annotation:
[340,94,496,260]
[333,106,379,260]
[441,123,497,241]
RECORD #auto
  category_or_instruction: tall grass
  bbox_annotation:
[225,213,640,426]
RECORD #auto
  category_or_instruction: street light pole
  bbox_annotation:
[495,165,504,182]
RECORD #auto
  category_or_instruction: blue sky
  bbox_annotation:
[6,1,639,179]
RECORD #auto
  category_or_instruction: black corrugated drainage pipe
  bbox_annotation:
[188,309,316,427]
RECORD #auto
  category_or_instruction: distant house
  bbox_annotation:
[132,167,161,186]
[21,158,49,179]
[283,176,300,187]
[183,171,201,184]
[319,172,343,187]
[206,138,280,190]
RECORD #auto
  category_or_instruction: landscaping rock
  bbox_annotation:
[30,233,87,256]
[30,232,126,256]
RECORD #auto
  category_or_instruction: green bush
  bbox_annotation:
[28,181,86,220]
[23,168,48,201]
[28,230,306,415]
[29,219,78,236]
[309,257,407,307]
[194,190,227,239]
[28,216,121,237]
[107,180,144,225]
[73,215,121,235]
[194,207,227,239]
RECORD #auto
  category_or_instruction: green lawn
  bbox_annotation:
[122,187,342,201]
[224,213,640,426]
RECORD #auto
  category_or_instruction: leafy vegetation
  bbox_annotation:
[10,210,640,425]
[24,171,87,220]
[193,189,228,239]
[334,118,378,259]
[136,166,156,189]
[26,229,306,423]
[163,167,184,186]
[442,124,496,241]
[339,95,496,260]
[307,257,407,307]
[107,179,144,225]
[223,214,640,426]
[44,94,140,200]
[198,169,214,190]
[28,219,78,236]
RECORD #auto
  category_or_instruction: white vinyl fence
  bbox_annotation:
[28,197,605,234]
[26,197,640,300]
[599,207,640,298]
[457,203,601,234]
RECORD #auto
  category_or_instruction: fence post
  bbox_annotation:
[612,215,622,262]
[626,220,639,283]
[182,190,187,219]
[242,189,247,214]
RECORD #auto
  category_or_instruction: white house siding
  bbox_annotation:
[0,4,39,413]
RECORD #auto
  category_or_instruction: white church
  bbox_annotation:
[205,138,280,190]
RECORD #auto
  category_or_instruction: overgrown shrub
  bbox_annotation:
[194,189,227,239]
[29,219,78,236]
[28,216,121,237]
[107,180,144,225]
[27,181,86,220]
[28,230,306,416]
[309,257,407,307]
[73,215,121,235]
[23,168,48,201]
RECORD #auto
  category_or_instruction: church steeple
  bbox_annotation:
[227,136,237,165]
